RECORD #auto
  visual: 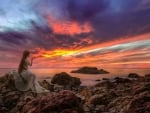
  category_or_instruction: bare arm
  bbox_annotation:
[26,58,33,66]
[30,57,35,66]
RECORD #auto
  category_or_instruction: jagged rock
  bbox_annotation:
[0,74,22,110]
[114,77,131,84]
[88,91,118,106]
[39,80,54,91]
[84,104,107,113]
[95,105,107,113]
[95,80,115,89]
[108,88,150,113]
[0,107,8,113]
[0,73,16,90]
[22,90,84,113]
[92,87,108,95]
[3,91,21,109]
[79,88,92,101]
[71,67,109,74]
[134,83,150,95]
[102,78,109,81]
[0,74,36,113]
[127,91,150,113]
[128,73,140,78]
[1,71,150,113]
[145,74,150,82]
[108,96,133,113]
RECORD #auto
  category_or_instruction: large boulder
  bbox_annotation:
[51,72,72,86]
[51,72,81,87]
[22,90,84,113]
[128,73,140,78]
[70,77,81,88]
[71,67,109,74]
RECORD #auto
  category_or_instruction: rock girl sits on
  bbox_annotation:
[13,50,49,93]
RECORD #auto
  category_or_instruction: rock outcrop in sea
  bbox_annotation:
[71,67,109,74]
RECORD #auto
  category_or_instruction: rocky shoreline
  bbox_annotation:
[0,72,150,113]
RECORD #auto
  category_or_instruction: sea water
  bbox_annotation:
[0,68,150,86]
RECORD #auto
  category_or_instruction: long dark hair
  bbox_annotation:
[18,50,30,74]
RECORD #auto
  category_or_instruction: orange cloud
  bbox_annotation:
[31,33,150,68]
[47,16,93,35]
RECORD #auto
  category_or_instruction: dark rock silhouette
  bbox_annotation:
[89,91,118,106]
[114,77,131,83]
[70,77,81,88]
[102,78,109,80]
[127,91,150,113]
[39,80,54,91]
[22,90,84,113]
[0,73,35,113]
[51,72,71,86]
[128,73,140,78]
[95,80,115,89]
[51,72,81,88]
[0,72,150,113]
[134,83,150,95]
[71,67,109,74]
[145,74,150,82]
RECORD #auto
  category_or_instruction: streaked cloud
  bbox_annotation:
[0,0,150,68]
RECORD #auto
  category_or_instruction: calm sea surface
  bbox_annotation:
[0,68,150,86]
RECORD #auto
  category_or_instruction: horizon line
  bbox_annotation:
[0,67,150,69]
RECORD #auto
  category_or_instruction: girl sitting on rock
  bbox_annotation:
[13,50,49,93]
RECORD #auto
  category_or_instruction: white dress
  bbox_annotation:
[12,59,49,93]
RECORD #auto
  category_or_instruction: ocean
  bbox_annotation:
[0,68,150,86]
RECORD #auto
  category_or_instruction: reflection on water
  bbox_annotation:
[0,68,150,86]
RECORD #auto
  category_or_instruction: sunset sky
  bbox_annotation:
[0,0,150,68]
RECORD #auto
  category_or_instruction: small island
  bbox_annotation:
[71,66,109,74]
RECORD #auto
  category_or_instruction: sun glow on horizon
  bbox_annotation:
[30,36,150,69]
[40,49,79,58]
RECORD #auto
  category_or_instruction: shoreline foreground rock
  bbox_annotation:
[71,66,109,74]
[0,72,150,113]
[51,72,81,88]
[22,90,84,113]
